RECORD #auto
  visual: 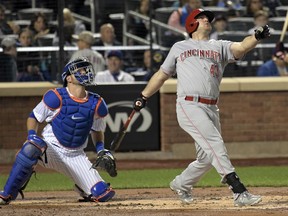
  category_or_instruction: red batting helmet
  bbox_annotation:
[185,8,215,34]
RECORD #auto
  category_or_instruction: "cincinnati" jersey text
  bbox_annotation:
[179,49,221,62]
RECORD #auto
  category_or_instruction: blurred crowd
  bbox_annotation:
[0,0,287,83]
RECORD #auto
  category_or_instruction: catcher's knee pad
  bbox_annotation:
[90,181,115,202]
[1,136,47,201]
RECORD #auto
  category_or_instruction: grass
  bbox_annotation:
[0,166,288,192]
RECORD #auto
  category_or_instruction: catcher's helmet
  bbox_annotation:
[185,8,215,34]
[62,57,95,87]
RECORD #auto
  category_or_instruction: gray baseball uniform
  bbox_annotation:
[161,38,236,191]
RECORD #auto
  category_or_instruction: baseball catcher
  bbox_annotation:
[0,57,116,205]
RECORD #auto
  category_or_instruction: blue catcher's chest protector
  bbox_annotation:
[52,88,99,148]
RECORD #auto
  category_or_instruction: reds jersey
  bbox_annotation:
[161,39,235,99]
[70,49,105,73]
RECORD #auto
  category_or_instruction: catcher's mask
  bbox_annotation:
[185,8,215,35]
[62,57,95,87]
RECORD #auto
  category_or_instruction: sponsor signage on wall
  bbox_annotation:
[86,83,160,151]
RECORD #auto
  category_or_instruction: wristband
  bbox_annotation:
[140,93,148,100]
[28,130,36,136]
[95,141,104,153]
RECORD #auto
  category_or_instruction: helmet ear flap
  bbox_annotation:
[190,21,196,28]
[190,21,199,32]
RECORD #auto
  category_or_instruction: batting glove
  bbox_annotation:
[254,25,270,41]
[133,93,147,111]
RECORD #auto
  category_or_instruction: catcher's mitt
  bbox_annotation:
[92,150,117,177]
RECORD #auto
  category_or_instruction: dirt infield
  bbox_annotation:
[1,159,288,215]
[0,187,287,216]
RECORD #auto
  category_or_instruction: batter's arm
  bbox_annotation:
[230,35,258,60]
[141,68,170,98]
[231,25,270,60]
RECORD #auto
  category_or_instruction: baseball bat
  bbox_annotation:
[280,10,288,42]
[109,109,136,151]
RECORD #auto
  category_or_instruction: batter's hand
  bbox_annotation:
[92,149,117,177]
[133,94,147,111]
[254,25,270,41]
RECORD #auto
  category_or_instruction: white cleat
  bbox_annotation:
[169,180,193,204]
[0,197,9,205]
[234,191,262,207]
[0,192,12,205]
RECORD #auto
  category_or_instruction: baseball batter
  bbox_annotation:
[0,57,116,205]
[133,9,270,207]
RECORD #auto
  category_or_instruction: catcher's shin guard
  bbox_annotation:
[90,181,115,202]
[223,172,247,194]
[0,136,47,202]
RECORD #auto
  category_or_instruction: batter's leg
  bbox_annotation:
[177,102,235,177]
[172,143,213,192]
[176,102,262,206]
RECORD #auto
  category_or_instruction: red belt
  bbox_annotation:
[185,96,218,105]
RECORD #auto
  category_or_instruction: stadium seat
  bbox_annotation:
[260,31,288,44]
[233,6,246,17]
[275,6,288,16]
[125,0,142,11]
[218,31,249,42]
[0,34,18,44]
[161,0,175,7]
[154,7,180,47]
[48,20,58,33]
[279,0,288,5]
[17,8,54,22]
[13,20,30,29]
[37,34,55,46]
[202,0,213,7]
[256,44,274,62]
[4,9,13,21]
[203,6,229,17]
[154,7,175,24]
[227,17,254,32]
[269,17,287,31]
